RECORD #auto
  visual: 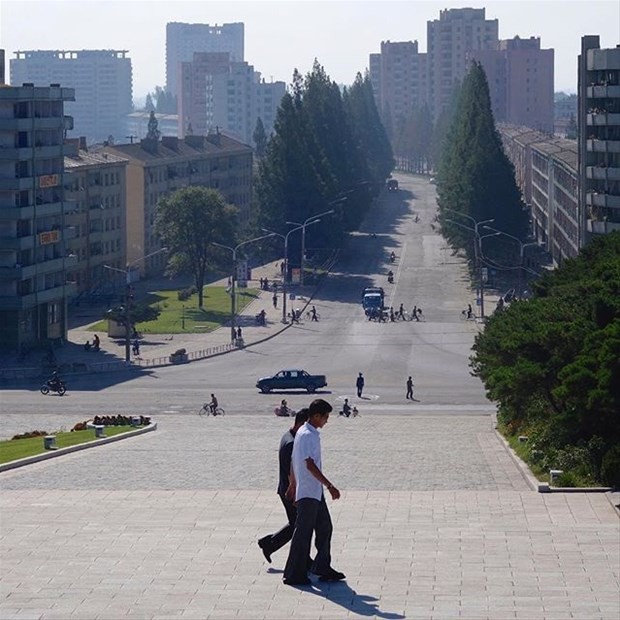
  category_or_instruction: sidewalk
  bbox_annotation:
[0,261,315,380]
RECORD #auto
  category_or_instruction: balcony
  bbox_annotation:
[0,175,35,190]
[0,281,77,310]
[587,112,620,127]
[586,192,620,209]
[586,166,620,181]
[587,139,620,153]
[0,234,35,251]
[587,84,620,99]
[587,219,620,234]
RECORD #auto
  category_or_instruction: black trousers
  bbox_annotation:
[283,496,332,581]
[260,493,297,555]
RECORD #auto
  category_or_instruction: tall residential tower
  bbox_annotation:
[10,50,133,145]
[166,22,244,98]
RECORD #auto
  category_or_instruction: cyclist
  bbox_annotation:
[467,304,473,320]
[208,393,219,415]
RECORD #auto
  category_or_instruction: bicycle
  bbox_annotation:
[460,309,477,321]
[198,403,226,416]
[305,311,321,321]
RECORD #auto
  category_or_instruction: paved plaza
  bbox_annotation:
[1,414,619,620]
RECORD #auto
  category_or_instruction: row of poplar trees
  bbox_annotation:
[254,61,394,260]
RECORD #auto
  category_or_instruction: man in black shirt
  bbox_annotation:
[258,409,310,564]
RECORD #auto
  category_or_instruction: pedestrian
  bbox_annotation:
[231,326,236,342]
[406,376,414,400]
[236,326,242,339]
[132,339,140,356]
[412,305,420,321]
[356,372,365,398]
[273,292,278,309]
[280,261,285,275]
[258,410,312,564]
[389,307,395,322]
[310,305,318,321]
[283,399,345,586]
[92,334,101,351]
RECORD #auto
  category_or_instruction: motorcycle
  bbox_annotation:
[41,379,67,396]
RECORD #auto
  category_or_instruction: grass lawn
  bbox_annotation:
[89,286,260,334]
[0,426,136,464]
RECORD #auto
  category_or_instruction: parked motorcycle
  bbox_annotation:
[40,379,67,396]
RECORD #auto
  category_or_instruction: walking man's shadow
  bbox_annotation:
[309,581,405,618]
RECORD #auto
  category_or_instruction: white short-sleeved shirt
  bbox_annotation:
[291,421,323,501]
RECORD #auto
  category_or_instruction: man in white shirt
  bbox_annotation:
[282,398,345,586]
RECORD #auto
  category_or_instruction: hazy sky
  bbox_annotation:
[1,0,618,99]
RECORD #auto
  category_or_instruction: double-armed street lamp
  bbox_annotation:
[104,246,168,363]
[441,208,495,318]
[213,233,275,339]
[287,208,335,286]
[261,223,311,323]
[482,225,538,298]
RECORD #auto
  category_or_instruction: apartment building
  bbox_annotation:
[166,22,244,98]
[472,36,554,133]
[530,140,579,262]
[101,132,253,277]
[10,50,133,145]
[369,41,428,135]
[578,36,620,241]
[63,138,128,295]
[500,124,579,264]
[255,78,287,141]
[179,52,285,146]
[0,83,76,350]
[427,8,498,117]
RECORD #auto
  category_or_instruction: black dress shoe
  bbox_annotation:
[283,577,311,586]
[318,569,346,582]
[257,538,272,563]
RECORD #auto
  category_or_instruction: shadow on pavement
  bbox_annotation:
[309,581,405,619]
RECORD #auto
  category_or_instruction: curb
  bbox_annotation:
[0,422,157,473]
[494,425,613,494]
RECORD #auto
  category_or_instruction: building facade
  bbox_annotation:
[63,138,128,296]
[368,41,428,136]
[10,50,133,145]
[578,37,620,242]
[472,36,554,133]
[0,84,76,350]
[179,52,285,146]
[427,8,498,117]
[166,22,244,98]
[101,132,253,277]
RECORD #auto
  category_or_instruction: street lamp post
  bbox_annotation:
[287,208,335,286]
[104,247,168,363]
[262,224,308,323]
[442,209,495,318]
[213,233,275,339]
[482,226,538,298]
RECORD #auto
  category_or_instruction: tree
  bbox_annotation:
[155,187,238,307]
[253,116,267,157]
[144,93,155,112]
[146,111,161,141]
[471,232,620,483]
[104,303,160,329]
[437,63,528,259]
[343,73,394,188]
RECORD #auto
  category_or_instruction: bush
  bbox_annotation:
[600,445,620,488]
[177,286,197,302]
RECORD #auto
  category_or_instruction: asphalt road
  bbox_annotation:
[0,174,489,437]
[2,174,618,620]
